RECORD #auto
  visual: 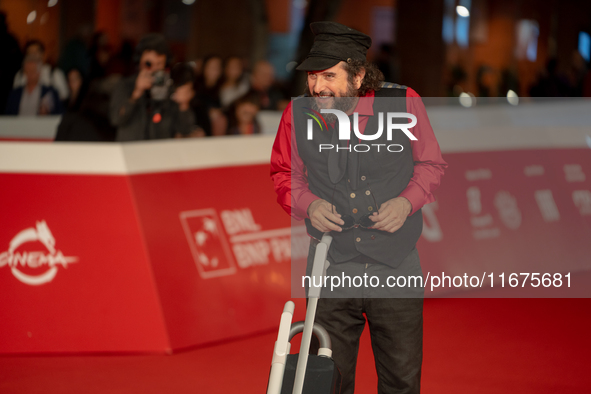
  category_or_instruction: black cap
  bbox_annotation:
[296,22,372,71]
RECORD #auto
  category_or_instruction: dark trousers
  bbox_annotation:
[312,297,423,394]
[307,243,424,393]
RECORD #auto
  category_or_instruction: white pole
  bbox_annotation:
[267,301,295,394]
[292,235,332,394]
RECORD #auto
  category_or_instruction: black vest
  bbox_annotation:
[293,86,423,268]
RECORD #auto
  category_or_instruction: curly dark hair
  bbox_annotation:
[25,39,45,54]
[134,33,171,65]
[342,59,384,96]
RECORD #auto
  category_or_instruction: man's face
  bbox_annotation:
[67,69,82,93]
[307,61,363,113]
[23,60,41,83]
[251,61,275,91]
[139,50,167,73]
[308,62,363,108]
[26,44,44,59]
[236,102,259,124]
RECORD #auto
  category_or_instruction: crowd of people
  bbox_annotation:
[2,10,590,141]
[0,15,290,141]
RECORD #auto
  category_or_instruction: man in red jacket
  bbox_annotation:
[271,22,447,393]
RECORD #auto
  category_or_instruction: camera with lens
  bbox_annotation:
[150,69,173,101]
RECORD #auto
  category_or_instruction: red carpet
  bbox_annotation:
[0,298,589,393]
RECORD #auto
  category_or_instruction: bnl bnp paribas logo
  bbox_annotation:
[0,221,78,285]
[304,107,418,152]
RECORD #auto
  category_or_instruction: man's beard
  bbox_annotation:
[309,83,359,124]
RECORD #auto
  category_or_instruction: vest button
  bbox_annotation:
[368,206,373,211]
[365,190,371,195]
[350,193,356,198]
[352,208,358,214]
[361,176,366,181]
[371,235,376,240]
[356,237,361,242]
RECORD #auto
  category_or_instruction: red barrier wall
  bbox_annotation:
[128,165,293,350]
[417,149,591,296]
[0,174,170,353]
[1,111,591,353]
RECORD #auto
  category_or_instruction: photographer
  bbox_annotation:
[109,34,194,141]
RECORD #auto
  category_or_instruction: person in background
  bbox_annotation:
[55,83,116,142]
[88,31,112,82]
[247,60,287,111]
[226,92,260,135]
[190,57,204,78]
[5,54,62,115]
[193,55,226,136]
[109,34,194,141]
[567,51,588,97]
[0,12,22,114]
[194,55,223,108]
[219,56,249,109]
[476,64,497,97]
[87,34,125,109]
[108,40,135,78]
[13,40,69,103]
[58,23,93,80]
[65,68,86,112]
[374,43,400,84]
[529,58,571,97]
[498,62,520,97]
[170,62,206,138]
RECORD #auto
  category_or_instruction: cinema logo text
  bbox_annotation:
[305,108,418,152]
[0,221,78,286]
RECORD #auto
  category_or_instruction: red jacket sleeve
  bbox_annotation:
[398,88,448,215]
[270,102,320,220]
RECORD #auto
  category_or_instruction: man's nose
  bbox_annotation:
[313,79,326,94]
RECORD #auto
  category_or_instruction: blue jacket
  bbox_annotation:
[5,85,63,115]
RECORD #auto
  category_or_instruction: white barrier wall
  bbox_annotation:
[1,100,590,149]
[0,116,62,140]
